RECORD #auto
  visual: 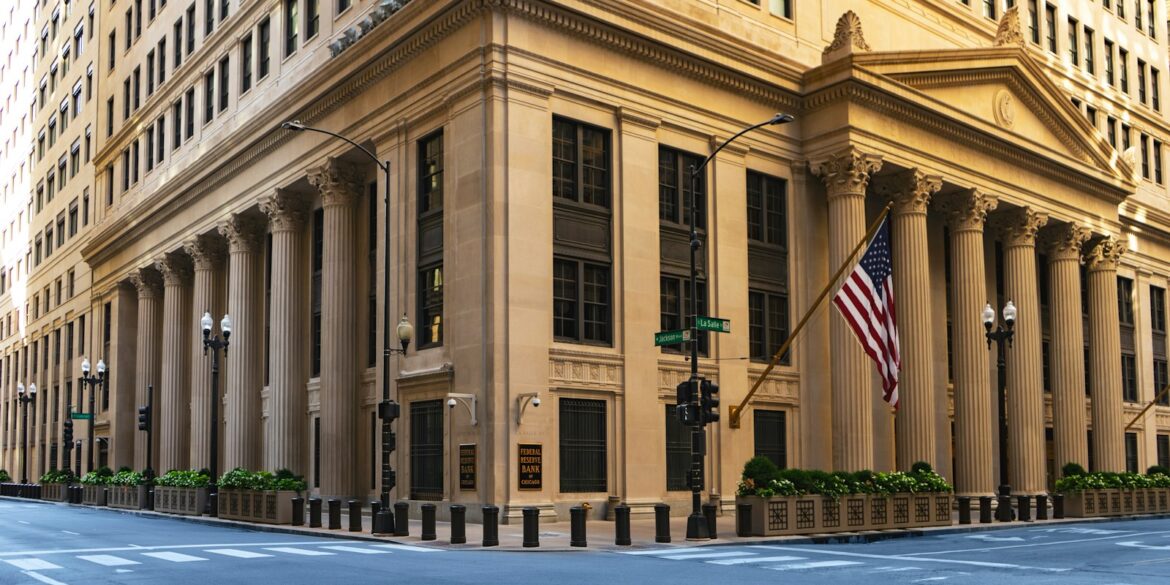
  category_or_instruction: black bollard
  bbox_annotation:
[394,502,409,536]
[328,499,342,529]
[736,503,753,537]
[570,506,587,547]
[482,505,499,547]
[1052,493,1065,519]
[369,501,381,534]
[654,503,671,543]
[450,504,466,544]
[522,507,540,548]
[309,497,322,528]
[292,497,305,526]
[979,496,993,523]
[348,500,362,532]
[614,504,631,546]
[1016,495,1031,522]
[958,496,972,524]
[208,491,217,517]
[1035,495,1048,520]
[702,503,717,539]
[421,504,436,541]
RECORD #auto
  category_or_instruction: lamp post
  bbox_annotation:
[281,119,411,534]
[683,113,794,540]
[17,383,36,484]
[984,300,1017,489]
[202,312,231,512]
[79,358,107,474]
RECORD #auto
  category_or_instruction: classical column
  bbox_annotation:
[811,148,882,471]
[308,158,365,498]
[156,252,193,473]
[1085,236,1126,472]
[1042,224,1091,472]
[184,234,226,471]
[938,189,998,497]
[876,169,941,470]
[218,213,266,473]
[997,207,1048,493]
[131,267,163,472]
[260,190,308,475]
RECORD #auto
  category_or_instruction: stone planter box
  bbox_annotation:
[217,489,297,525]
[41,483,68,502]
[738,493,952,537]
[81,485,108,506]
[1064,488,1170,517]
[154,486,208,516]
[108,485,147,509]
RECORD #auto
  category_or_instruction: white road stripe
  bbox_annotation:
[660,551,756,561]
[141,552,207,563]
[901,530,1170,557]
[767,560,863,571]
[320,546,391,555]
[4,559,62,571]
[78,555,140,567]
[204,549,273,559]
[23,572,70,585]
[263,547,334,557]
[871,567,922,572]
[61,531,80,536]
[620,547,708,556]
[0,540,365,557]
[707,556,806,566]
[751,545,1071,573]
[371,544,442,553]
[16,520,30,524]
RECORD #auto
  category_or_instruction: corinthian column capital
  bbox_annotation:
[1084,236,1125,272]
[261,189,310,233]
[937,189,998,232]
[218,212,267,254]
[995,206,1049,248]
[155,251,194,287]
[810,147,883,198]
[183,233,227,271]
[129,266,163,299]
[873,169,942,215]
[308,157,365,208]
[1040,223,1092,262]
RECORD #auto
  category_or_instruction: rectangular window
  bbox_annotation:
[146,50,155,95]
[1028,0,1039,44]
[258,18,271,78]
[157,115,166,162]
[1158,434,1169,469]
[285,0,298,56]
[205,0,215,35]
[185,88,195,138]
[418,131,444,348]
[1154,359,1168,405]
[218,55,229,112]
[553,118,610,208]
[240,34,253,93]
[660,275,708,355]
[559,398,607,493]
[1125,432,1139,473]
[1153,286,1167,333]
[1139,60,1148,103]
[204,71,214,124]
[409,400,444,500]
[159,38,167,84]
[553,259,611,344]
[1068,18,1079,66]
[146,125,155,171]
[306,0,319,39]
[1107,116,1117,147]
[1122,354,1138,402]
[754,409,788,470]
[173,100,183,147]
[1105,39,1115,85]
[186,4,195,55]
[749,290,790,364]
[173,18,182,68]
[311,209,323,376]
[1084,27,1094,74]
[1153,68,1161,111]
[659,147,705,229]
[1120,48,1129,93]
[1044,4,1056,53]
[664,404,691,491]
[1119,277,1135,324]
[1142,134,1151,179]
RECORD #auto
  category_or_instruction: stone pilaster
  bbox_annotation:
[218,213,267,473]
[811,148,882,472]
[130,267,163,472]
[308,158,365,497]
[875,169,941,470]
[260,190,309,476]
[1041,223,1091,473]
[184,234,226,471]
[155,252,193,473]
[1085,236,1126,472]
[996,207,1048,493]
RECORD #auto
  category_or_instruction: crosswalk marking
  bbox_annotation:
[320,546,390,555]
[141,551,207,563]
[3,559,62,571]
[660,551,756,561]
[78,554,141,566]
[767,560,864,571]
[706,556,806,566]
[204,549,273,559]
[871,566,922,572]
[371,544,443,553]
[263,547,334,556]
[620,547,708,556]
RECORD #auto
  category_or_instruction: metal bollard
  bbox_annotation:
[309,497,322,528]
[522,507,540,548]
[654,503,671,543]
[450,504,467,544]
[996,496,1013,522]
[1052,493,1065,519]
[482,505,499,547]
[348,500,362,532]
[328,499,342,529]
[292,497,305,526]
[393,502,409,536]
[978,496,993,523]
[208,491,217,517]
[1016,495,1031,522]
[702,503,717,540]
[736,503,753,537]
[421,504,436,541]
[570,506,587,547]
[1035,495,1048,520]
[614,504,631,546]
[957,496,971,525]
[369,501,381,534]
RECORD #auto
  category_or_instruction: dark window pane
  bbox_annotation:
[580,127,608,207]
[553,259,578,340]
[410,400,444,500]
[754,409,787,469]
[419,132,443,213]
[746,173,763,241]
[560,398,607,493]
[664,405,690,491]
[748,291,765,360]
[419,265,443,346]
[552,119,576,201]
[658,149,677,223]
[583,264,610,343]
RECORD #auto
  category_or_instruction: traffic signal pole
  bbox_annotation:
[686,164,708,541]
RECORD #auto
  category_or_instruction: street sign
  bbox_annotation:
[654,329,692,346]
[695,316,731,333]
[70,412,93,420]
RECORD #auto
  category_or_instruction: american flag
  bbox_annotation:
[832,217,901,408]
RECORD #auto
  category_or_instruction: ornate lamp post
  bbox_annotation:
[79,358,107,473]
[17,383,36,484]
[984,300,1016,489]
[202,312,231,513]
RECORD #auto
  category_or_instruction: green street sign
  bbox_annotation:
[70,412,93,421]
[654,329,692,346]
[696,316,731,333]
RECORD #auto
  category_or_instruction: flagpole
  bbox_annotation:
[729,200,895,429]
[1124,384,1170,430]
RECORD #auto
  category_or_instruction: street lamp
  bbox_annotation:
[683,113,794,540]
[984,300,1016,489]
[79,358,107,474]
[17,382,36,484]
[282,119,409,535]
[202,312,231,514]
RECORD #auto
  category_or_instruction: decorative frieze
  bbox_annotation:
[549,349,623,391]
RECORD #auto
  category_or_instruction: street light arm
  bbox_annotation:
[690,114,793,181]
[282,121,388,174]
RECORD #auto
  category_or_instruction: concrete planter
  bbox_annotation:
[218,489,297,525]
[108,485,147,509]
[41,483,69,502]
[1063,488,1170,517]
[737,493,952,536]
[154,486,208,516]
[81,485,109,506]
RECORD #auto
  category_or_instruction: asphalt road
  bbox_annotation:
[2,499,1170,584]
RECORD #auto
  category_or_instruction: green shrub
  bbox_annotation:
[910,461,934,474]
[1147,465,1170,477]
[110,470,144,486]
[1054,471,1170,492]
[39,469,76,484]
[154,470,211,489]
[1061,462,1088,478]
[217,468,307,492]
[0,469,10,483]
[741,457,780,486]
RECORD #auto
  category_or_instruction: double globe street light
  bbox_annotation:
[984,300,1017,490]
[17,382,36,484]
[79,358,107,474]
[201,312,232,514]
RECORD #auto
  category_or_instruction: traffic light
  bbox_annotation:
[675,378,699,427]
[137,405,151,431]
[700,379,720,425]
[63,418,74,444]
[378,399,400,422]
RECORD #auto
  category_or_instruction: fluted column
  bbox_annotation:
[811,148,882,471]
[997,207,1048,493]
[261,191,308,475]
[218,213,266,473]
[876,169,941,470]
[156,252,193,473]
[184,234,226,471]
[1085,236,1126,472]
[131,267,163,472]
[309,158,365,498]
[1042,224,1091,472]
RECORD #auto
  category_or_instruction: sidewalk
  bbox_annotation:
[7,495,1168,552]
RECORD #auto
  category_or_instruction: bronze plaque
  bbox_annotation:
[459,444,477,491]
[518,443,543,491]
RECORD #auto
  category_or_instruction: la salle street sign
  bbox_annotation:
[695,316,731,333]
